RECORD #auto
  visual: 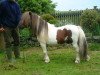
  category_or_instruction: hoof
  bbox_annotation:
[86,55,90,61]
[75,60,80,64]
[44,56,50,63]
[45,59,50,63]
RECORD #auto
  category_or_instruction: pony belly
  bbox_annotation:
[47,39,57,44]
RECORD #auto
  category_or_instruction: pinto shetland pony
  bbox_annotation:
[19,11,90,63]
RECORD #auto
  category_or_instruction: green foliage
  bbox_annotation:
[41,14,58,24]
[19,28,31,48]
[95,13,100,35]
[18,0,56,14]
[80,10,100,35]
[20,28,30,37]
[19,28,39,48]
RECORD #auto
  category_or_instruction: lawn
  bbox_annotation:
[0,45,100,75]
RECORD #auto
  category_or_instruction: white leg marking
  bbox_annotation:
[40,43,50,63]
[73,43,80,64]
[86,55,90,61]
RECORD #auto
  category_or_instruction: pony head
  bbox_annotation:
[19,11,48,36]
[18,11,32,28]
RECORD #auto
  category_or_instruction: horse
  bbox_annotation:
[19,11,90,63]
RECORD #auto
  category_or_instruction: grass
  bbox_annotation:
[0,45,100,75]
[88,43,100,51]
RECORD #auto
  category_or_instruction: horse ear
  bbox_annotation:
[29,11,32,16]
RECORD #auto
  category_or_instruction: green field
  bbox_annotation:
[0,45,100,75]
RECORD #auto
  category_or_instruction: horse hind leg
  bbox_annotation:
[73,43,80,63]
[40,42,50,63]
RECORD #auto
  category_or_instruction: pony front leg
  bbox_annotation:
[40,43,50,63]
[75,51,80,63]
[86,55,90,61]
[73,44,80,63]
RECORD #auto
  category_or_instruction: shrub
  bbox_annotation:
[41,14,58,24]
[80,10,100,35]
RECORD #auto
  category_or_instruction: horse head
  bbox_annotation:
[18,11,32,28]
[19,11,48,36]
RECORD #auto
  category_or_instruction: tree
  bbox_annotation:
[18,0,56,14]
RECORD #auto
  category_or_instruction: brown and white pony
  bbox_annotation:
[19,11,90,63]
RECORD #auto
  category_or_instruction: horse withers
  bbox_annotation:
[19,11,90,63]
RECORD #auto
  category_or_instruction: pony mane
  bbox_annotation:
[30,12,48,40]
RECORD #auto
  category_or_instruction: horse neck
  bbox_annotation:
[30,13,49,39]
[30,16,39,36]
[30,15,44,36]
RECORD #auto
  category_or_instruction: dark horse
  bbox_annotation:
[19,11,90,63]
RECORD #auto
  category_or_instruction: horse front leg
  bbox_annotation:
[40,43,50,63]
[73,44,80,63]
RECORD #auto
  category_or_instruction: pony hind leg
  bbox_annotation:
[40,42,50,63]
[73,43,80,63]
[73,42,90,63]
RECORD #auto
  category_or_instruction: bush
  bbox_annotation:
[20,28,32,48]
[41,14,58,24]
[19,28,40,49]
[80,10,100,35]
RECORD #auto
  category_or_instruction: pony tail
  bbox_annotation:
[78,26,87,59]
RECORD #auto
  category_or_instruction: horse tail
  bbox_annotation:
[78,26,87,59]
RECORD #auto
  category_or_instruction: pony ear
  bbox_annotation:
[29,11,32,16]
